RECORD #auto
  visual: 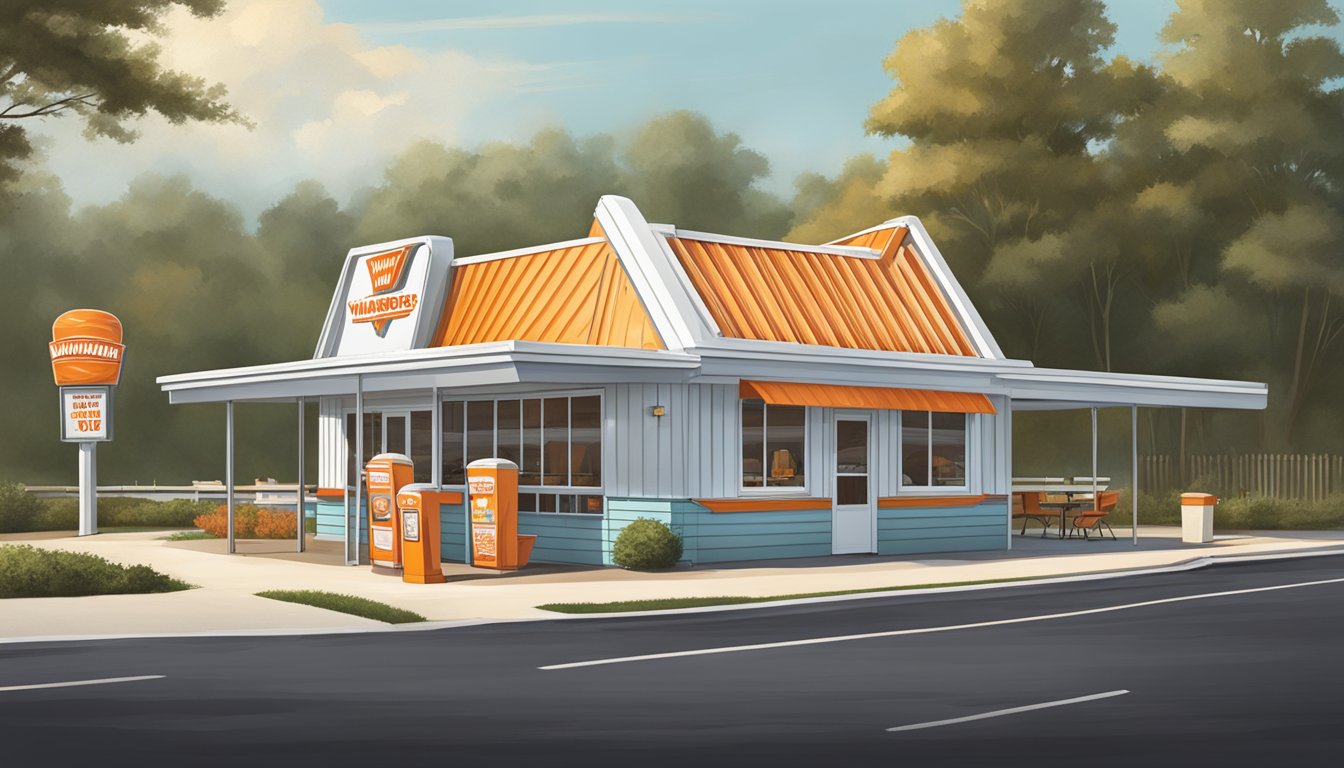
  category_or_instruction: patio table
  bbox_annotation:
[1039,498,1094,539]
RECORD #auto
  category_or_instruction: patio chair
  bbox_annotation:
[1069,490,1121,540]
[1011,492,1056,537]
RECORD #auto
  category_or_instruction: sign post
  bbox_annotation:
[49,310,125,537]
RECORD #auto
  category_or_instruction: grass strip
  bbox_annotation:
[163,531,217,541]
[0,544,191,598]
[537,575,1052,614]
[256,589,425,624]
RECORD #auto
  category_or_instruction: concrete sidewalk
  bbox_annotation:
[3,527,1343,641]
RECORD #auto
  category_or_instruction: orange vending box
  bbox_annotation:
[466,458,536,571]
[396,484,447,584]
[365,453,414,571]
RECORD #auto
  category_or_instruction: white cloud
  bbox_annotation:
[27,0,562,222]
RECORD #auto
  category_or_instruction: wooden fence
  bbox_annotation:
[1140,454,1344,501]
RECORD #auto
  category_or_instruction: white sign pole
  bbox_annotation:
[78,441,97,536]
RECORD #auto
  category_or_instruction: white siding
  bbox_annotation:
[318,395,344,489]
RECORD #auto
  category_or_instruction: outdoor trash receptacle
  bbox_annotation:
[1180,493,1217,544]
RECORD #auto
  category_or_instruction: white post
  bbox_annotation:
[1004,398,1013,551]
[1131,405,1139,546]
[226,400,235,555]
[78,442,97,536]
[431,385,441,488]
[297,397,306,554]
[1091,407,1099,502]
[349,377,363,566]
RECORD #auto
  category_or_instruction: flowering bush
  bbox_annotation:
[193,504,296,539]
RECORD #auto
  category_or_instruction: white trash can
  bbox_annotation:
[1180,493,1217,544]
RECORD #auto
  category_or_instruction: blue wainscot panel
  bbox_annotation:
[314,498,367,541]
[876,498,1010,556]
[439,499,468,563]
[519,512,606,566]
[674,502,832,564]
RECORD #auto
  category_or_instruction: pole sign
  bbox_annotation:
[49,309,124,536]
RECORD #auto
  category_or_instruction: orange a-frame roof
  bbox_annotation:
[432,239,663,350]
[666,225,979,356]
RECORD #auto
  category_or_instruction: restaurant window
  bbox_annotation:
[741,398,806,491]
[441,393,603,514]
[410,410,433,483]
[345,412,382,487]
[901,411,968,489]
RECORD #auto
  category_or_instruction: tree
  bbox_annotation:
[355,114,792,257]
[0,1,246,183]
[1130,0,1344,447]
[791,0,1157,367]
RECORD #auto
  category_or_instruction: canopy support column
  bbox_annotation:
[348,376,364,566]
[1090,407,1098,504]
[431,386,441,487]
[296,397,306,554]
[1131,405,1139,546]
[1004,397,1013,551]
[226,400,235,555]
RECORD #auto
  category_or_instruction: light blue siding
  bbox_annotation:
[677,505,832,563]
[314,498,366,541]
[439,498,469,563]
[876,499,1009,556]
[519,513,605,566]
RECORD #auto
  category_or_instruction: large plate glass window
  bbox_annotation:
[441,393,603,514]
[741,398,806,490]
[901,411,967,489]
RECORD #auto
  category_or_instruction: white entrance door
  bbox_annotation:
[832,413,876,554]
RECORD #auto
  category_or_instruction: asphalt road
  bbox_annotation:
[3,555,1344,766]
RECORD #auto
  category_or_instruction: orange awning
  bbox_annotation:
[739,380,996,414]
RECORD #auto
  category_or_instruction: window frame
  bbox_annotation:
[439,388,605,516]
[738,397,811,497]
[898,410,970,494]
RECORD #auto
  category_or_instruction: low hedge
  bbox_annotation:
[0,544,190,598]
[612,518,683,569]
[1115,490,1344,530]
[0,482,224,533]
[193,504,297,539]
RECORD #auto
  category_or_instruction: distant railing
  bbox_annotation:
[1140,454,1344,501]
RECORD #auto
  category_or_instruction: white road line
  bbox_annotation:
[887,690,1129,732]
[540,575,1344,670]
[0,675,164,692]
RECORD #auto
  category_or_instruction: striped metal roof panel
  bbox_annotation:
[432,240,663,350]
[667,227,978,356]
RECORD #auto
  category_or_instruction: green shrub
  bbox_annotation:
[0,485,216,533]
[612,518,683,569]
[0,544,190,598]
[0,482,48,533]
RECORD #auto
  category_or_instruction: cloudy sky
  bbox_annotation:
[26,0,1344,223]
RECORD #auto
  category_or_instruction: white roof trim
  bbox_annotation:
[596,195,716,351]
[670,228,880,258]
[451,236,605,266]
[893,216,1005,360]
[823,219,906,246]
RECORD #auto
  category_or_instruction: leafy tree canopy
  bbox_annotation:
[0,0,246,182]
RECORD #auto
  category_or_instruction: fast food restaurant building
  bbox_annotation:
[157,195,1267,567]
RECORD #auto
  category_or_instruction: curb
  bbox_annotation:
[3,546,1342,645]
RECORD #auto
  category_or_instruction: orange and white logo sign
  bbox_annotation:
[348,245,418,337]
[50,309,125,387]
